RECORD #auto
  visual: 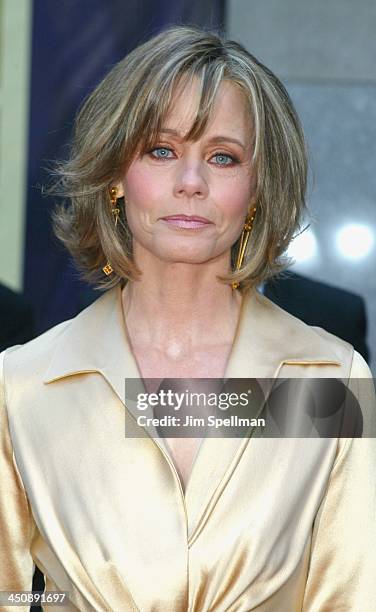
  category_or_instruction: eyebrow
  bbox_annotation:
[160,128,246,150]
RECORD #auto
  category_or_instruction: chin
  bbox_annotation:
[149,237,219,264]
[157,250,214,265]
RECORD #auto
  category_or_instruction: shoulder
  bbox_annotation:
[0,288,116,390]
[1,318,72,381]
[264,273,370,361]
[349,350,372,378]
[227,290,357,379]
[0,314,82,452]
[255,291,355,362]
[0,319,73,433]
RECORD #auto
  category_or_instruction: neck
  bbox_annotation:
[121,254,243,353]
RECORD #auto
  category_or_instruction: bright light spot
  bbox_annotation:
[287,228,318,264]
[335,224,375,260]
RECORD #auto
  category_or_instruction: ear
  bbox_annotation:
[111,181,124,198]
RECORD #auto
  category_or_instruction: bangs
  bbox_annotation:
[126,59,229,156]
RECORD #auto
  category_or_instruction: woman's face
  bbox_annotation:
[115,78,255,267]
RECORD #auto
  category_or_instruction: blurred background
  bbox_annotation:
[0,0,375,372]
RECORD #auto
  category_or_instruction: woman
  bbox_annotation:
[1,26,375,612]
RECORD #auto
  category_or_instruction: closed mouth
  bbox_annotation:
[161,215,212,224]
[160,215,213,229]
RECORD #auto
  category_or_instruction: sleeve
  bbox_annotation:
[0,349,36,604]
[302,350,376,611]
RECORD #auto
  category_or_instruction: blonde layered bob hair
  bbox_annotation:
[51,25,308,290]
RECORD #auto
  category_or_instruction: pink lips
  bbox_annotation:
[161,214,213,229]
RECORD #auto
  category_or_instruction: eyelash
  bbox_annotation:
[147,146,240,166]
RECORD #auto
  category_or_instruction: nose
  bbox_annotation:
[173,159,209,200]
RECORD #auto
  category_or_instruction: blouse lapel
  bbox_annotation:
[184,288,345,541]
[43,286,172,457]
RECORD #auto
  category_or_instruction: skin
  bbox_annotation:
[114,78,256,488]
[115,78,256,369]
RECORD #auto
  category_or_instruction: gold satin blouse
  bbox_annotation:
[1,286,375,611]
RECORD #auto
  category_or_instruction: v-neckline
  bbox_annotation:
[118,284,254,500]
[41,283,345,541]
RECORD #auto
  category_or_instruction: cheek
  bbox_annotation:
[215,179,251,223]
[124,163,165,211]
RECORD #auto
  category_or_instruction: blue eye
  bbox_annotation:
[150,147,174,159]
[212,153,236,166]
[147,147,238,165]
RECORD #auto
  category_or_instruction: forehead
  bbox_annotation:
[163,78,252,141]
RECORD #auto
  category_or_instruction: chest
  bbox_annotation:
[131,345,233,491]
[132,343,232,379]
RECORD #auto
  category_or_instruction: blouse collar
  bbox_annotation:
[43,283,343,400]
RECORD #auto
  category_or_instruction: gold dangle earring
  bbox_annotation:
[232,206,257,290]
[102,187,121,276]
